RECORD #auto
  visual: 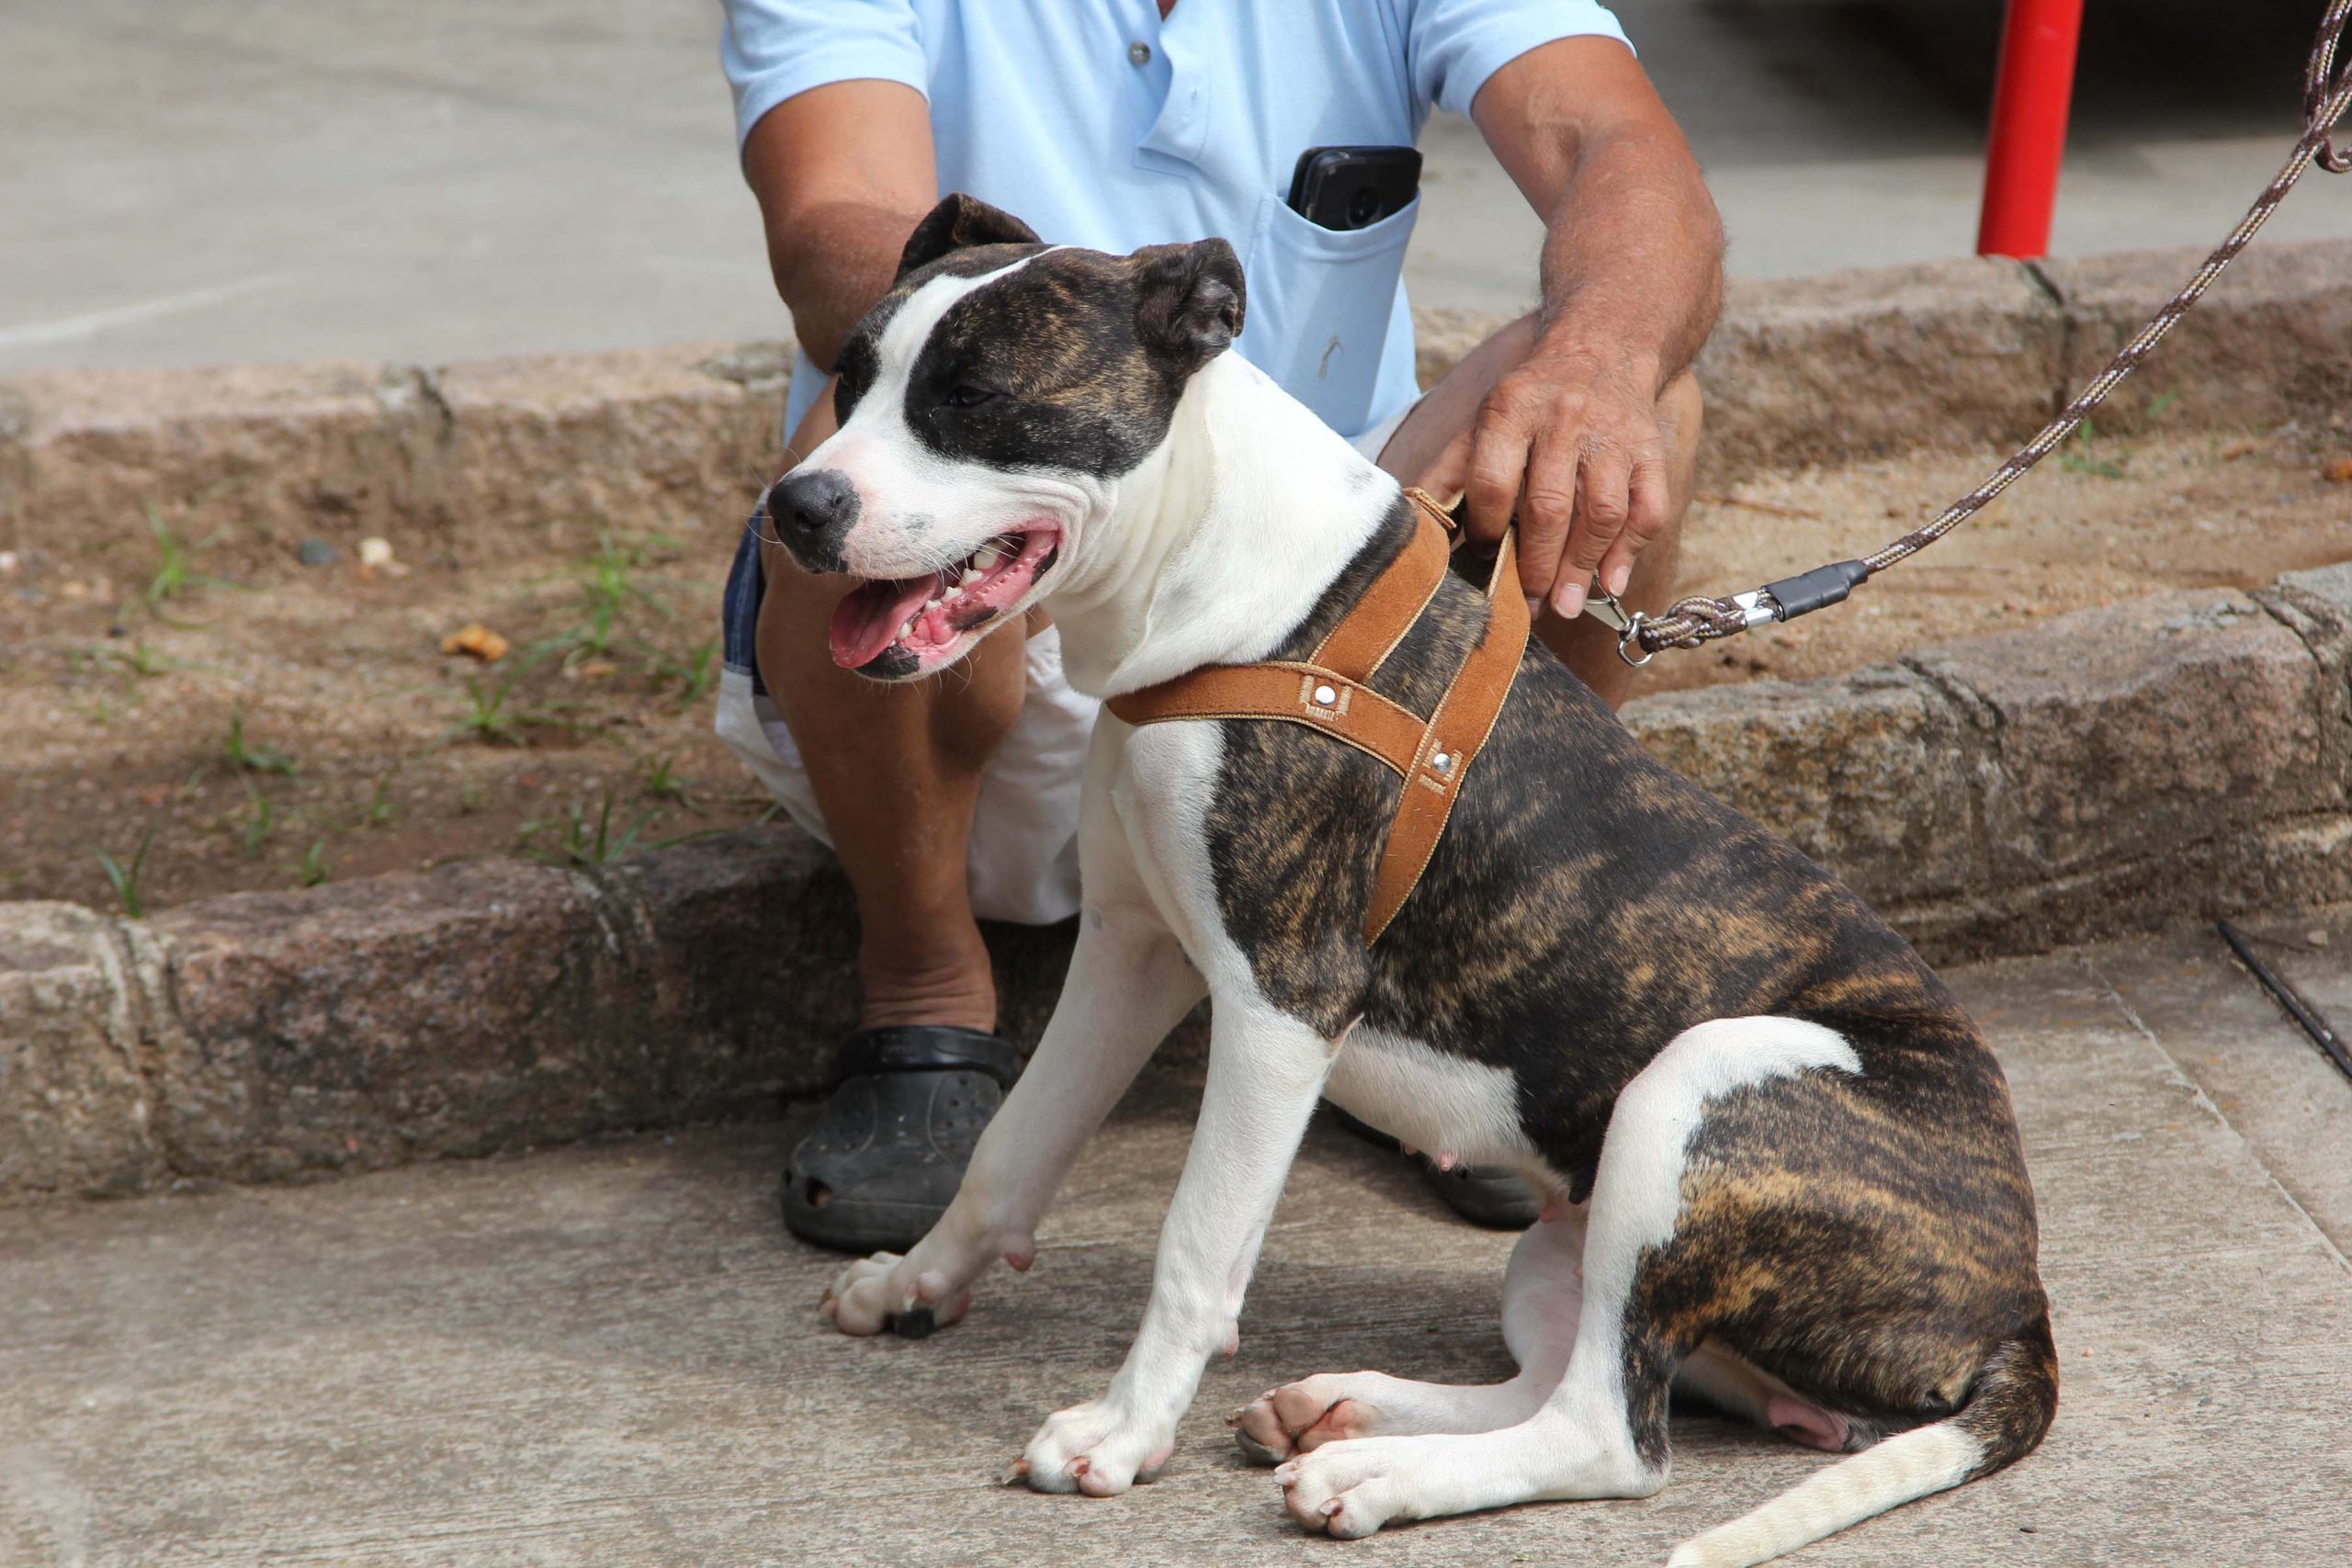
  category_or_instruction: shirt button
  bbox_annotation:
[1128,41,1152,65]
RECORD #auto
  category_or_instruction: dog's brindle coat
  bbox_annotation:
[781,195,2054,1568]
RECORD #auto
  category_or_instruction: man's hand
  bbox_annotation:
[1445,38,1724,620]
[1429,342,1674,619]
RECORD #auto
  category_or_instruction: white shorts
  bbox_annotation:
[714,407,1413,927]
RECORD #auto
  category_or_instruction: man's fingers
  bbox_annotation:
[1514,448,1578,609]
[1462,414,1528,548]
[1598,451,1673,600]
[1552,447,1633,619]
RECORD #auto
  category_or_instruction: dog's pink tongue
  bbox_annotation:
[829,575,938,669]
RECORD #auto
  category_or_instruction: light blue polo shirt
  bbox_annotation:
[720,0,1629,445]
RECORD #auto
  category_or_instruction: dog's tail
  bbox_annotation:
[1664,1314,2058,1568]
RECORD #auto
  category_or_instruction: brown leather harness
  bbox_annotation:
[1105,489,1530,945]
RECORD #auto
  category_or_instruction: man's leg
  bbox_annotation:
[756,391,1040,1253]
[755,389,1028,1033]
[1376,313,1703,711]
[756,539,1026,1032]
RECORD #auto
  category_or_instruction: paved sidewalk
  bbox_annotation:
[4,912,2350,1566]
[7,0,2349,372]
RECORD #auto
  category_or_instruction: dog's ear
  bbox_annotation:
[1134,239,1247,377]
[895,194,1043,283]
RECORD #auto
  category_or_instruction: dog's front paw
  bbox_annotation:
[1231,1374,1383,1463]
[1009,1399,1174,1497]
[1275,1436,1428,1540]
[819,1251,971,1337]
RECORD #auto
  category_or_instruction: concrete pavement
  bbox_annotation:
[6,0,2350,373]
[4,909,2350,1566]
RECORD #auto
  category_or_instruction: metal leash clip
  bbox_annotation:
[1581,585,1657,668]
[1615,613,1656,667]
[1581,584,1634,634]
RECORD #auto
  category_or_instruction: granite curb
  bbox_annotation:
[5,560,2346,1201]
[7,240,2349,560]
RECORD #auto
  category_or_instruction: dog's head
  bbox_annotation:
[767,193,1246,680]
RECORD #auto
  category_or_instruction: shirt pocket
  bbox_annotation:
[1236,192,1419,436]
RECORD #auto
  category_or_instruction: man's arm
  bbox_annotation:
[742,79,938,372]
[1438,38,1724,618]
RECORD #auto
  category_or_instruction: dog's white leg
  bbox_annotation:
[821,904,1204,1336]
[1277,1017,1860,1539]
[1017,997,1335,1496]
[1234,1206,1587,1460]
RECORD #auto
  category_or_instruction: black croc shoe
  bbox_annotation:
[1325,1102,1542,1230]
[1421,1158,1544,1230]
[782,1025,1022,1254]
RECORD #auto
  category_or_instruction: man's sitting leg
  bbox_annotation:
[757,528,1035,1252]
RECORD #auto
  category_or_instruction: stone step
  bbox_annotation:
[4,563,2348,1202]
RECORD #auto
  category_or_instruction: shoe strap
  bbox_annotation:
[835,1025,1022,1089]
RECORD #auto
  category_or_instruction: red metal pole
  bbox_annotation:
[1976,0,2086,258]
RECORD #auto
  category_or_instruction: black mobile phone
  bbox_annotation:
[1286,145,1422,231]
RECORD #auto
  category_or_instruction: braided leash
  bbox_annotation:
[1618,0,2352,664]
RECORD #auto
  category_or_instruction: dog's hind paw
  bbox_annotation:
[1232,1376,1383,1462]
[1017,1399,1174,1497]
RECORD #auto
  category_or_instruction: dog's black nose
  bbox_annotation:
[766,468,861,572]
[773,468,859,538]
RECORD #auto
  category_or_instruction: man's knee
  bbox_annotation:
[1657,371,1702,486]
[1653,369,1702,542]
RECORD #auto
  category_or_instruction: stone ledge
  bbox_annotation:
[9,241,2347,561]
[2037,237,2352,435]
[5,558,2346,1201]
[0,342,789,567]
[1693,254,2064,473]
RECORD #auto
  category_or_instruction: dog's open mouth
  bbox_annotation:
[828,525,1061,671]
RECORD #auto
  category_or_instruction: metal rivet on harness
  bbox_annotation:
[1312,683,1338,706]
[1429,750,1454,775]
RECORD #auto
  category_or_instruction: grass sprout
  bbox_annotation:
[446,670,571,747]
[2057,421,2129,479]
[93,822,161,918]
[240,784,279,853]
[642,636,719,709]
[138,503,245,615]
[222,705,297,776]
[520,791,660,867]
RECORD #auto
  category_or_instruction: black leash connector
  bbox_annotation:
[1602,558,1871,666]
[1760,558,1873,620]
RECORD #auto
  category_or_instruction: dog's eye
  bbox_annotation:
[942,384,995,410]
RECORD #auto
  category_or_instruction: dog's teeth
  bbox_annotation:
[899,617,916,638]
[958,568,983,589]
[973,544,1004,571]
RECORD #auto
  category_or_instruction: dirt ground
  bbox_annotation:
[3,423,2346,913]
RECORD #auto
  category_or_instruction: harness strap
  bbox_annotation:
[1105,660,1430,776]
[1308,498,1452,682]
[1364,521,1526,942]
[1105,488,1530,945]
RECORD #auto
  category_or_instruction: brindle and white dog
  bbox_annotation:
[775,195,2055,1567]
